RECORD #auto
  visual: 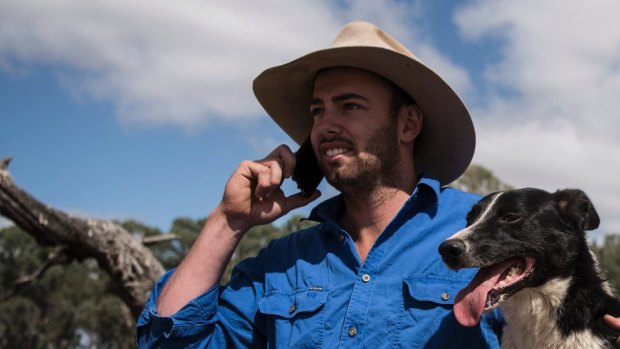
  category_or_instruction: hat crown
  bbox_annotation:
[331,21,417,60]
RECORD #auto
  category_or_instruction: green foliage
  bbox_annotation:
[451,164,513,195]
[0,226,134,349]
[120,218,202,269]
[592,235,620,294]
[167,217,205,267]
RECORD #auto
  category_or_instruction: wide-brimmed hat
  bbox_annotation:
[253,21,475,185]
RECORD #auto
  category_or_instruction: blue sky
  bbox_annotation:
[1,0,619,239]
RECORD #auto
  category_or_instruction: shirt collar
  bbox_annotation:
[307,173,441,224]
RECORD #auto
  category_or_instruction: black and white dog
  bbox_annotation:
[439,188,620,349]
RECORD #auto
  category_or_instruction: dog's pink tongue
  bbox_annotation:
[453,261,513,327]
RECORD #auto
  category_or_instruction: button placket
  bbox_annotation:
[339,223,390,345]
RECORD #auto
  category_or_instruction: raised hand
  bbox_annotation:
[217,144,321,235]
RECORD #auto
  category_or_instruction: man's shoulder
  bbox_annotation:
[417,174,482,206]
[438,185,482,207]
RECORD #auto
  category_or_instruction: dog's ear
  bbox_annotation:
[554,189,600,231]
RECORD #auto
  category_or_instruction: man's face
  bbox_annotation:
[309,67,402,191]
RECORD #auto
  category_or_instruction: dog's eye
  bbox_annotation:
[501,214,522,223]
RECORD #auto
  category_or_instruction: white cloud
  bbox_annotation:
[0,0,342,128]
[456,0,620,233]
[414,45,475,102]
[0,0,474,131]
[475,118,620,232]
[341,0,474,100]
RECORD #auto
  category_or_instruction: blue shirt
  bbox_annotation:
[137,175,503,348]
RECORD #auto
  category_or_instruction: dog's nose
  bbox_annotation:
[438,239,466,258]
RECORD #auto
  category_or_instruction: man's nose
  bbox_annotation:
[312,109,342,136]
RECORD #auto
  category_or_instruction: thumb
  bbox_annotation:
[284,190,322,211]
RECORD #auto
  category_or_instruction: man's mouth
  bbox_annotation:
[325,148,349,157]
[319,140,354,160]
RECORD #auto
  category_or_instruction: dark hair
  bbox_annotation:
[388,81,416,118]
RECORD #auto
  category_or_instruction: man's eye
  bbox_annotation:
[310,108,323,117]
[343,103,361,111]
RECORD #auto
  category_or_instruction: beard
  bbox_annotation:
[323,121,402,191]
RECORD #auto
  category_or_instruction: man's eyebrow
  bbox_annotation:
[310,93,369,105]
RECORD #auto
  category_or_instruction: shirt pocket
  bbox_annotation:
[399,274,482,348]
[258,287,328,349]
[404,274,469,306]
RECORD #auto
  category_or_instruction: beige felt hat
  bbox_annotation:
[253,21,475,185]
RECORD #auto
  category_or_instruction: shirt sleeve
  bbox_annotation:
[136,251,269,348]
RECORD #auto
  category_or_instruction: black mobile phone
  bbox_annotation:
[292,137,323,197]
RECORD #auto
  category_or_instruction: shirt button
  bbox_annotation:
[361,274,371,283]
[348,326,358,337]
[441,292,450,301]
[339,235,345,242]
[289,305,296,314]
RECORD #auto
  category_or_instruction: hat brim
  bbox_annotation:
[253,46,475,185]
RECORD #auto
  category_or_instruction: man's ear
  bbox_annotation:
[399,104,423,143]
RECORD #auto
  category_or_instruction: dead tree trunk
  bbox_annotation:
[0,157,165,319]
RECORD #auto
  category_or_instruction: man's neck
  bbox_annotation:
[340,183,414,262]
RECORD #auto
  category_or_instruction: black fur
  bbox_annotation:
[439,188,620,348]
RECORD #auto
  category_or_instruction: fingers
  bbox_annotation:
[219,144,314,230]
[236,144,320,208]
[604,314,620,329]
[242,160,321,207]
[264,144,296,178]
[283,190,322,212]
[228,145,295,200]
[603,314,620,348]
[242,160,278,199]
[254,145,296,198]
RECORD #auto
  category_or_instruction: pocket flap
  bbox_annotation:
[404,274,472,305]
[258,287,328,318]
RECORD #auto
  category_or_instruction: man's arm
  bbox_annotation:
[156,144,320,317]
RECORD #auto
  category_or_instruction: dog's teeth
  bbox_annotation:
[508,264,523,277]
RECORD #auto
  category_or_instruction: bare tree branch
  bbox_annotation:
[0,158,165,318]
[3,247,73,302]
[0,157,11,171]
[142,234,179,246]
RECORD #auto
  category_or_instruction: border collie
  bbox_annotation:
[438,188,620,349]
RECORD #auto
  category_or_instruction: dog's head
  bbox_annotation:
[438,188,599,326]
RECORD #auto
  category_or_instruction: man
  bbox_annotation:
[137,21,620,348]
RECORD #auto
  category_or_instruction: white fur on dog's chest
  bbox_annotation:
[499,278,606,349]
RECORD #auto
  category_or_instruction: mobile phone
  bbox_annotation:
[292,137,324,197]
